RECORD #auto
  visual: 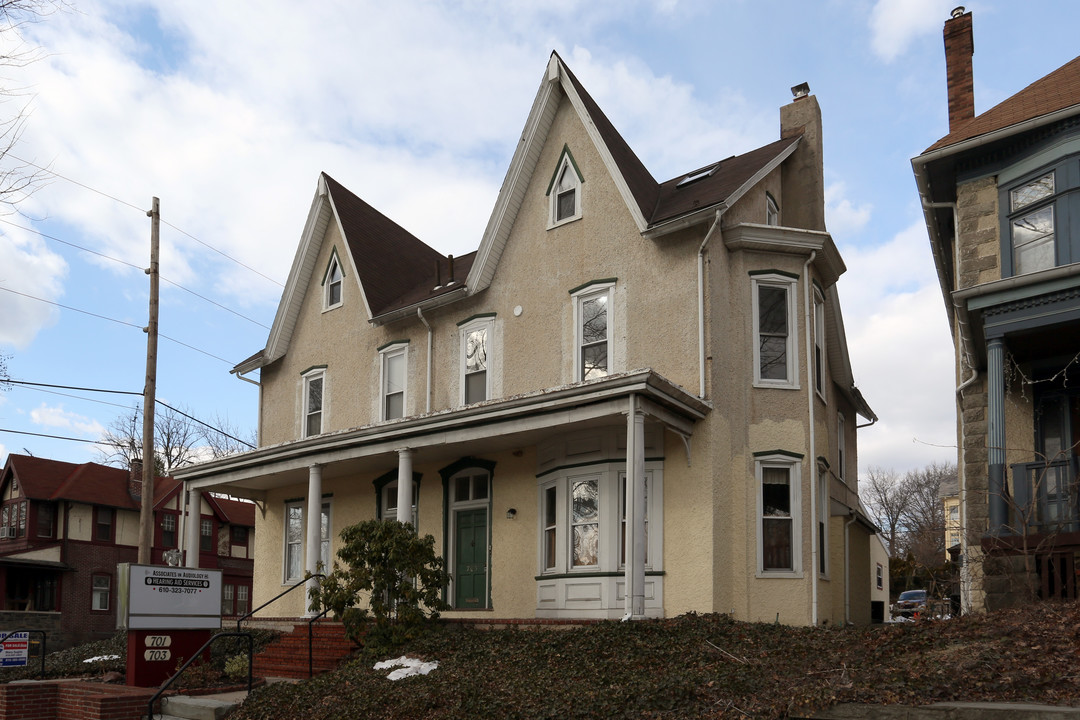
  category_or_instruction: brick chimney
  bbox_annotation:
[944,7,974,132]
[129,458,143,500]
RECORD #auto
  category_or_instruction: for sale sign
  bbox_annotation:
[0,632,29,667]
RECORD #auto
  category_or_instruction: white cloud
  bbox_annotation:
[30,403,105,437]
[837,221,956,477]
[869,0,956,63]
[0,228,66,348]
[825,182,872,237]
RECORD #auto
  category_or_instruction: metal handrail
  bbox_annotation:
[0,629,45,678]
[236,573,324,631]
[146,631,253,720]
[307,606,332,678]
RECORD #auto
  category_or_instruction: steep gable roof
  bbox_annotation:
[1,454,171,511]
[925,54,1080,153]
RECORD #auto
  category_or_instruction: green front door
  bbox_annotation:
[455,508,488,608]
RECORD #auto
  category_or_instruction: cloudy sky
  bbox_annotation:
[0,0,1076,480]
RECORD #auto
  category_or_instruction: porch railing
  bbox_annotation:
[1010,456,1080,535]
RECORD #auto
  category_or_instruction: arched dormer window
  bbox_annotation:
[547,146,583,228]
[323,250,344,311]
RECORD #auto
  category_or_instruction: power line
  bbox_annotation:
[0,285,239,365]
[0,217,271,329]
[9,384,138,410]
[5,380,256,449]
[6,153,284,288]
[0,428,103,445]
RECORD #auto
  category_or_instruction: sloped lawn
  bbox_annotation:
[231,603,1080,719]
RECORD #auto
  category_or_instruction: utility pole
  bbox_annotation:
[138,197,160,564]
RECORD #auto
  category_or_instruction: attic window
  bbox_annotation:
[676,164,718,189]
[323,251,343,311]
[547,146,583,228]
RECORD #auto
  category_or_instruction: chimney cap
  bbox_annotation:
[790,82,810,100]
[950,6,965,18]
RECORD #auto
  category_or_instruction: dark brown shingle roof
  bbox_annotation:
[926,54,1080,153]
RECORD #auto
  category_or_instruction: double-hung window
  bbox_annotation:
[37,503,54,538]
[379,479,419,528]
[200,518,213,553]
[756,453,802,575]
[379,343,408,421]
[91,574,110,611]
[570,477,599,567]
[323,251,343,310]
[95,507,113,543]
[548,147,583,228]
[459,315,494,405]
[572,281,614,382]
[162,513,176,548]
[752,273,799,388]
[1000,153,1080,277]
[813,287,826,399]
[1008,172,1056,275]
[302,368,326,438]
[284,501,304,583]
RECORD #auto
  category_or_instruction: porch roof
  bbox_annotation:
[173,369,710,499]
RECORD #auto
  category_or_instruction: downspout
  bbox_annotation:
[417,308,432,413]
[698,207,726,398]
[804,250,818,625]
[844,512,857,624]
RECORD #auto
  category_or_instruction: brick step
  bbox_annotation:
[251,620,361,679]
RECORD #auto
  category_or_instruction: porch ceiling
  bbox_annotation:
[173,369,709,498]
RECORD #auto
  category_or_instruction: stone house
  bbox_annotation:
[913,9,1080,610]
[174,53,878,625]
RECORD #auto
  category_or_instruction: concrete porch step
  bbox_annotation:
[158,694,239,720]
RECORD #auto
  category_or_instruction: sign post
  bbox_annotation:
[118,563,222,687]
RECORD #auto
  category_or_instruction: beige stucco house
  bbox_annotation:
[913,9,1080,611]
[174,53,878,626]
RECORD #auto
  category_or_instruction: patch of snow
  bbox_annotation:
[82,654,120,663]
[373,656,438,681]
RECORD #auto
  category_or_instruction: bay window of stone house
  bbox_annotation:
[999,152,1080,277]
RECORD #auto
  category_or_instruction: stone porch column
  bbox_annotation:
[304,464,322,616]
[987,337,1008,534]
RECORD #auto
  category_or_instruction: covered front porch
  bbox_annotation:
[173,370,709,621]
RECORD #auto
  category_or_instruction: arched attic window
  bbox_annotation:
[323,249,344,311]
[547,146,583,228]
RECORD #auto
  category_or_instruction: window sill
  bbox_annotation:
[753,380,800,391]
[755,570,803,579]
[535,570,664,581]
[547,214,582,231]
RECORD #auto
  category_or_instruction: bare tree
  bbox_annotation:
[862,466,910,556]
[0,1,68,210]
[901,462,952,570]
[199,412,256,459]
[97,404,203,475]
[0,352,9,390]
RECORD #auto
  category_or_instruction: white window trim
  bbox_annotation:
[283,500,304,584]
[837,413,847,484]
[766,193,779,226]
[548,151,583,229]
[459,316,495,406]
[817,470,829,580]
[379,343,408,421]
[322,251,344,312]
[755,453,803,578]
[813,287,826,401]
[91,574,111,611]
[751,274,800,389]
[536,462,662,577]
[301,368,326,438]
[320,499,332,573]
[380,480,418,527]
[572,281,615,383]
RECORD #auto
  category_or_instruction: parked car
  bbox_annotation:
[893,589,928,618]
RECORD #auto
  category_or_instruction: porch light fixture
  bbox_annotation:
[506,508,517,519]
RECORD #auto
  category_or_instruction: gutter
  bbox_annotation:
[803,250,818,626]
[370,285,469,327]
[698,208,726,398]
[844,512,857,624]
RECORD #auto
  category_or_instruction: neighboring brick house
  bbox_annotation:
[175,52,879,626]
[913,9,1080,611]
[0,454,254,649]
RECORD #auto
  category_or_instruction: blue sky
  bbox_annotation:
[1,0,1077,477]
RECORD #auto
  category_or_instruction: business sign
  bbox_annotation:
[118,564,222,630]
[0,632,29,667]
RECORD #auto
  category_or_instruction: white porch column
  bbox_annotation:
[396,449,413,526]
[304,464,322,617]
[624,395,646,619]
[184,486,201,569]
